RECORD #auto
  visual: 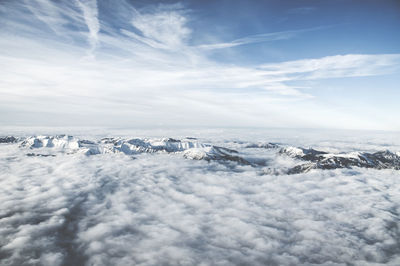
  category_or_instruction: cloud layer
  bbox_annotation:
[1,129,400,265]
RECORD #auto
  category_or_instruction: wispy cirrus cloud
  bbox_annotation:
[0,0,399,129]
[260,54,400,79]
[196,27,323,50]
[77,0,100,52]
[131,4,191,50]
[21,0,84,39]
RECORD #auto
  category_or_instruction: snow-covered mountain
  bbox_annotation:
[2,135,400,174]
[279,146,400,173]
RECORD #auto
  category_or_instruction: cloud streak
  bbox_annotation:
[196,27,324,50]
[260,54,400,79]
[77,0,100,52]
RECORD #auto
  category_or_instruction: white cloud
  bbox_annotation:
[22,0,85,39]
[77,0,100,52]
[131,5,191,50]
[260,54,400,79]
[1,131,400,265]
[0,1,399,130]
[197,28,320,50]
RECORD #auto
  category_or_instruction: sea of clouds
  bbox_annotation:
[0,128,399,266]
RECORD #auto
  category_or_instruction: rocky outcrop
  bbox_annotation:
[0,136,19,143]
[280,147,400,173]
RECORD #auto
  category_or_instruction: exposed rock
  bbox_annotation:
[183,146,251,165]
[246,142,280,149]
[26,153,56,157]
[0,136,18,143]
[281,147,400,173]
[279,147,327,161]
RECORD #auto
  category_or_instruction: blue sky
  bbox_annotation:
[0,0,399,130]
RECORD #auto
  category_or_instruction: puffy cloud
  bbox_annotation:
[1,129,400,265]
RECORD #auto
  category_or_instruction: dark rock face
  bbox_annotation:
[0,136,18,143]
[286,164,315,175]
[246,142,279,149]
[26,153,56,157]
[100,137,117,144]
[78,140,96,145]
[280,147,400,174]
[205,146,251,165]
[364,150,400,169]
[166,138,180,143]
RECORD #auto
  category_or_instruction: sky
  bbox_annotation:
[0,0,399,131]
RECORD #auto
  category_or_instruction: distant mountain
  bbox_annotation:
[2,135,400,174]
[279,147,400,174]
